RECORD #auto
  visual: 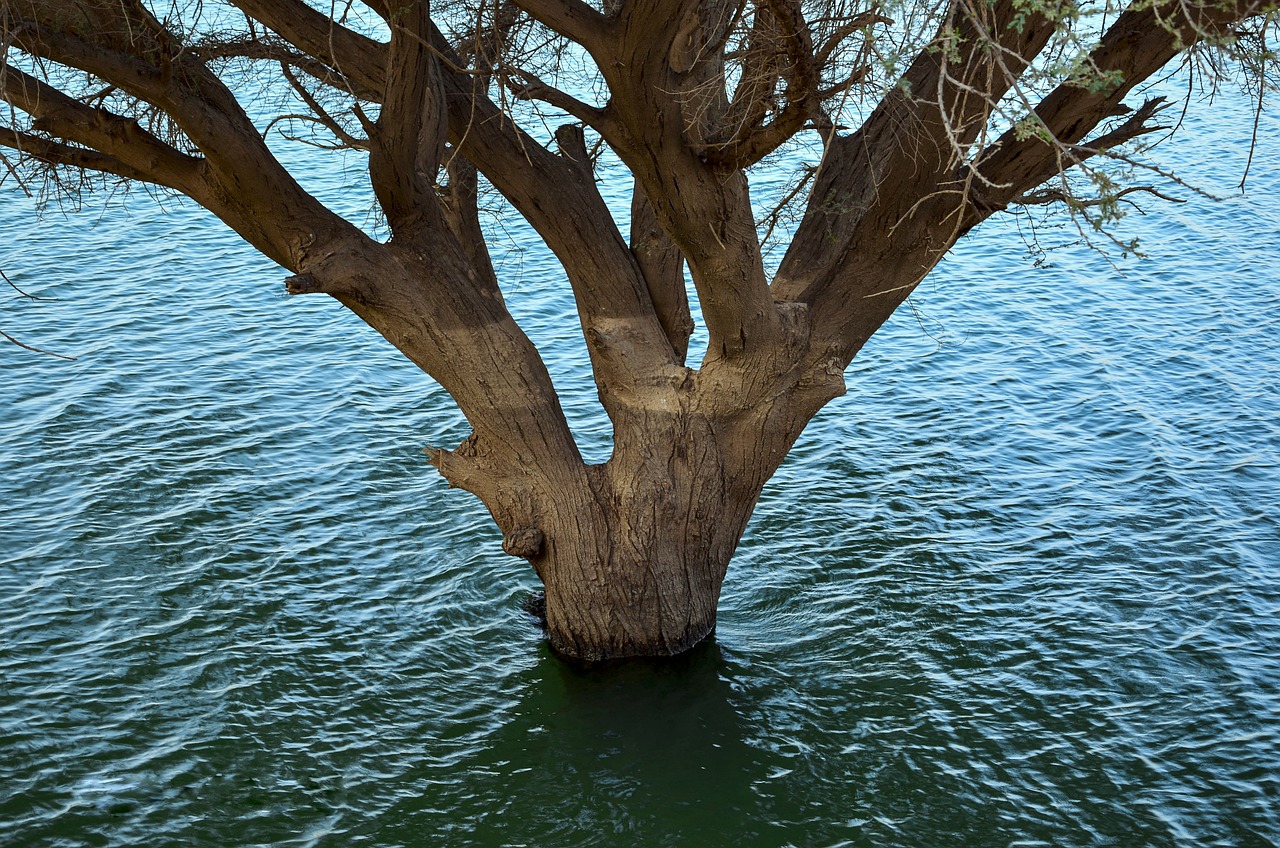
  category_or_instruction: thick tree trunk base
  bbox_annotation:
[521,590,717,664]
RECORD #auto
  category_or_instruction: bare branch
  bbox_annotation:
[223,0,387,95]
[510,0,610,51]
[0,63,202,191]
[1015,183,1186,207]
[815,63,869,100]
[1,327,77,360]
[196,36,379,101]
[369,1,448,236]
[276,62,369,150]
[814,9,889,68]
[231,0,647,306]
[8,2,387,272]
[9,15,174,103]
[505,66,610,129]
[702,0,824,166]
[1,268,52,301]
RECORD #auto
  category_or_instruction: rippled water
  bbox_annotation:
[3,90,1279,846]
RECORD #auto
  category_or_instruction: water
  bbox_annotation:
[2,88,1279,846]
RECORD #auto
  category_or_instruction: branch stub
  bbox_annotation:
[502,527,545,559]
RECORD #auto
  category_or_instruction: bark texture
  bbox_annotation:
[3,0,1271,660]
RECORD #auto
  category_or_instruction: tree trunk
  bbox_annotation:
[532,414,753,660]
[326,242,853,662]
[499,354,844,662]
[534,471,743,661]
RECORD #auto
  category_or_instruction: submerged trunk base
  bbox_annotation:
[537,566,726,663]
[523,588,719,664]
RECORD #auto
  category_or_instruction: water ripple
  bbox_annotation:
[3,85,1279,848]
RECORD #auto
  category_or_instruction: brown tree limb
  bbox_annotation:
[540,123,683,381]
[703,0,810,166]
[439,151,501,295]
[370,0,449,238]
[777,0,1270,386]
[7,4,594,498]
[593,0,792,361]
[814,10,888,68]
[967,0,1270,216]
[504,66,610,130]
[721,5,786,136]
[227,0,678,387]
[1,124,156,183]
[0,63,202,191]
[359,0,392,20]
[414,24,685,382]
[773,0,1066,315]
[630,179,692,362]
[815,63,870,100]
[510,0,610,50]
[11,17,173,103]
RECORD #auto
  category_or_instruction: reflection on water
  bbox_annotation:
[441,641,766,847]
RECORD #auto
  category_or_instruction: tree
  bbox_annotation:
[1,0,1273,661]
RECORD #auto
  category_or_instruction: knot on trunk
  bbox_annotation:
[284,273,324,294]
[502,527,545,559]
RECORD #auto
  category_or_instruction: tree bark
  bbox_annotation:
[525,396,816,661]
[533,452,741,660]
[482,310,846,662]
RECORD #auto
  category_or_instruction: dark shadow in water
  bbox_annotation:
[461,637,771,847]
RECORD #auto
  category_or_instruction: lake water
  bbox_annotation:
[2,81,1279,847]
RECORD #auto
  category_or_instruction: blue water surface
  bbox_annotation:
[2,76,1279,847]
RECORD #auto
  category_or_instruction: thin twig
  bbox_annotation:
[1,327,77,360]
[2,267,53,300]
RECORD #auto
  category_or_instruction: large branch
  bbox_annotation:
[439,151,500,293]
[630,180,692,362]
[422,24,683,384]
[0,125,149,182]
[965,0,1273,218]
[509,0,610,49]
[0,63,203,191]
[370,1,449,238]
[595,0,792,361]
[503,66,611,130]
[229,0,681,391]
[781,0,1271,382]
[773,0,1065,311]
